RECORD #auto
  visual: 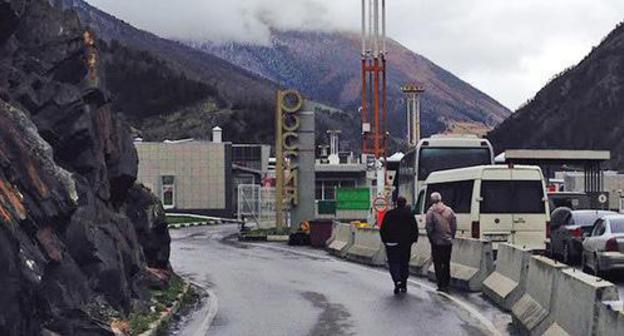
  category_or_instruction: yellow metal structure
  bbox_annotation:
[275,90,304,232]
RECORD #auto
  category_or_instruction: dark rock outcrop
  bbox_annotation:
[0,0,171,334]
[124,184,170,269]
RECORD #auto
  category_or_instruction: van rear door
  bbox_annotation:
[479,170,513,244]
[510,171,548,250]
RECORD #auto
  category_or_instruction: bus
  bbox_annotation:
[397,134,494,206]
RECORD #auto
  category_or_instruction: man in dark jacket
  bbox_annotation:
[425,192,457,292]
[380,196,419,294]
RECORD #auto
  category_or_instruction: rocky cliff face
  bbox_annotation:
[0,0,170,334]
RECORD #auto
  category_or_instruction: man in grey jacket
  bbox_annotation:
[425,192,457,292]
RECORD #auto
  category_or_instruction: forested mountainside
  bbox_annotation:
[196,30,511,137]
[488,21,624,168]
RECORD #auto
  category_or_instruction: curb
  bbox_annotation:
[168,217,244,229]
[137,282,191,336]
[188,282,219,336]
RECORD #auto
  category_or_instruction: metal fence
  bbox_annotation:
[237,184,276,228]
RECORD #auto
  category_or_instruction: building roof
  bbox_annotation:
[426,164,543,184]
[504,150,610,162]
[315,163,367,173]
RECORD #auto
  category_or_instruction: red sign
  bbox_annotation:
[373,196,388,212]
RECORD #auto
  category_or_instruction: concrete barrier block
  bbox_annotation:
[409,234,431,276]
[547,269,620,336]
[344,228,386,266]
[482,244,532,311]
[426,238,494,291]
[597,302,624,336]
[327,222,354,257]
[511,256,568,335]
[325,221,338,246]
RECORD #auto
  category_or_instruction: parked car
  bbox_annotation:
[549,208,616,264]
[581,214,624,276]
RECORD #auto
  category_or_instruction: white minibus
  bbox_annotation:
[414,165,550,250]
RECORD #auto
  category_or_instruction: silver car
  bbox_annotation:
[581,214,624,276]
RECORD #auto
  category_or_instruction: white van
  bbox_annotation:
[414,165,550,251]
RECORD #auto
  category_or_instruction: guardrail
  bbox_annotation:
[426,238,494,292]
[482,243,531,311]
[408,233,431,276]
[323,224,624,334]
[326,222,354,257]
[343,227,386,266]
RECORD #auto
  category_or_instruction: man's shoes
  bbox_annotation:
[399,286,407,293]
[436,286,449,293]
[394,282,403,295]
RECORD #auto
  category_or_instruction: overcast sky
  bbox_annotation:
[86,0,624,110]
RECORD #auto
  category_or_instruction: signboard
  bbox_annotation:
[275,90,303,229]
[587,191,610,210]
[336,188,370,210]
[275,90,315,229]
[373,196,388,212]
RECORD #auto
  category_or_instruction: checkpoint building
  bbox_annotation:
[134,138,234,217]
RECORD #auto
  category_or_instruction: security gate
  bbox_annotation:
[237,184,275,228]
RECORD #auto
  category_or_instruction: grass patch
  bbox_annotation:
[166,215,206,225]
[129,311,160,335]
[240,227,279,238]
[116,274,188,335]
[152,274,186,306]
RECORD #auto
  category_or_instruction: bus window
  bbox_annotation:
[418,148,491,180]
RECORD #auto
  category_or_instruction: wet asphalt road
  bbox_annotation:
[169,224,513,336]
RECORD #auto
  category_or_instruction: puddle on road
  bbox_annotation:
[301,291,355,336]
[218,234,251,249]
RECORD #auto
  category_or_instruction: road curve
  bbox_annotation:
[169,225,511,336]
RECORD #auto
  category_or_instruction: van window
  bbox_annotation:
[425,181,474,213]
[481,180,545,214]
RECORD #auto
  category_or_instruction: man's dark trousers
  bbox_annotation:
[431,244,452,289]
[385,243,412,285]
